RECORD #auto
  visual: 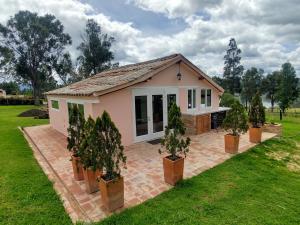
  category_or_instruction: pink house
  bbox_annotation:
[46,54,227,146]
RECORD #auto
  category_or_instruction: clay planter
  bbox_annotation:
[249,127,262,143]
[163,156,184,185]
[71,155,84,181]
[224,134,240,154]
[83,168,102,194]
[99,176,124,212]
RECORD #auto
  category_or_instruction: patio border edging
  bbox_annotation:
[20,126,92,224]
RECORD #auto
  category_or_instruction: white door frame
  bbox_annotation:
[132,87,179,143]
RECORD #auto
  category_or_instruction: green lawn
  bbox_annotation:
[1,106,300,225]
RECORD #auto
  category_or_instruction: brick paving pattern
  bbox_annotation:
[23,125,276,223]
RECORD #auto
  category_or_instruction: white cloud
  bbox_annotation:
[0,0,299,77]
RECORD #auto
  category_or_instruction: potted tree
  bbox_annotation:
[222,101,248,154]
[159,102,190,186]
[98,111,126,212]
[79,117,102,194]
[249,92,265,143]
[67,105,85,181]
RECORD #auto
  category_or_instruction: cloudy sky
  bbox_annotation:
[1,0,300,77]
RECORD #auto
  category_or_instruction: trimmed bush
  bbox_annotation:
[0,97,42,105]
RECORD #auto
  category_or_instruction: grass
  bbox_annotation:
[0,106,71,225]
[0,106,300,225]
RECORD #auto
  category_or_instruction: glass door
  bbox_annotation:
[152,95,164,133]
[135,95,148,137]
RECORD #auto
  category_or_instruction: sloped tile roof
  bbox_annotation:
[46,53,223,96]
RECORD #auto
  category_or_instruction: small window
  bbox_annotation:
[201,90,206,105]
[51,100,59,109]
[207,89,211,107]
[188,89,196,109]
[68,102,85,121]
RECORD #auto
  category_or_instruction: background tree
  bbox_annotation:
[223,38,244,94]
[53,53,75,86]
[0,81,19,95]
[212,76,226,89]
[220,92,237,107]
[240,67,263,109]
[277,62,299,114]
[77,19,117,79]
[0,11,71,105]
[261,71,281,112]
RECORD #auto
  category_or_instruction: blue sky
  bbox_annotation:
[0,0,299,78]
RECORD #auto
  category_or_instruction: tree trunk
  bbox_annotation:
[271,97,274,112]
[32,81,41,106]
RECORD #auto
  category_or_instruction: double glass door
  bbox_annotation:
[134,89,177,142]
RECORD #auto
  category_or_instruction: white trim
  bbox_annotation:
[48,96,100,104]
[50,99,60,111]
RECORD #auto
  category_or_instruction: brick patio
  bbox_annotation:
[22,125,276,223]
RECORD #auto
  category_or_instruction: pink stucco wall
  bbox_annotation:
[47,63,222,146]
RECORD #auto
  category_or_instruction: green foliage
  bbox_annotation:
[212,76,226,89]
[0,10,71,105]
[0,81,19,94]
[220,92,236,107]
[77,19,117,78]
[241,67,263,108]
[0,97,41,105]
[98,111,126,180]
[223,38,244,94]
[261,71,281,111]
[222,101,248,136]
[277,62,299,113]
[79,117,100,171]
[67,105,85,156]
[53,53,75,85]
[249,92,265,128]
[160,103,190,160]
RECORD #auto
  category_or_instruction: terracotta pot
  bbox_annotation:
[224,134,240,154]
[249,127,262,143]
[83,168,102,194]
[163,156,184,185]
[99,176,124,212]
[71,155,84,181]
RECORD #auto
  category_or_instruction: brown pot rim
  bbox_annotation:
[225,133,240,137]
[164,155,184,162]
[250,126,262,129]
[100,175,123,184]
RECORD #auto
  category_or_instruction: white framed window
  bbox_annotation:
[67,102,85,119]
[200,89,212,107]
[51,100,59,110]
[188,89,196,109]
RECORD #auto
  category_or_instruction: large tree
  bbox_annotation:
[77,19,117,78]
[223,38,244,94]
[0,81,19,95]
[0,11,71,105]
[261,71,281,112]
[277,62,299,114]
[240,67,263,109]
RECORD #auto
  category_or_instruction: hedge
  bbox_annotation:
[0,97,42,105]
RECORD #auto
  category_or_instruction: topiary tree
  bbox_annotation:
[98,111,126,181]
[79,116,100,171]
[249,92,265,128]
[67,104,85,156]
[159,102,190,160]
[222,101,248,136]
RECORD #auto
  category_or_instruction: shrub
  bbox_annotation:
[67,104,85,156]
[159,102,190,160]
[98,111,126,180]
[249,92,265,128]
[79,117,100,171]
[220,92,237,107]
[0,97,41,105]
[222,101,248,136]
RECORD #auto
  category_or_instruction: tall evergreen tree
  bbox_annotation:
[241,67,263,109]
[261,71,281,112]
[223,38,244,94]
[0,11,71,105]
[77,19,118,79]
[277,62,299,114]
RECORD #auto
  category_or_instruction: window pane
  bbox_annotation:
[207,89,211,107]
[135,96,148,136]
[51,100,59,109]
[167,94,176,111]
[188,89,192,109]
[152,95,163,133]
[78,104,84,116]
[201,90,206,105]
[192,89,196,108]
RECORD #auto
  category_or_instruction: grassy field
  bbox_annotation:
[0,106,300,225]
